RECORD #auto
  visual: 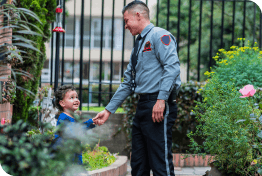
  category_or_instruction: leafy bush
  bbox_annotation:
[12,0,56,124]
[0,113,101,176]
[188,40,262,175]
[82,143,117,171]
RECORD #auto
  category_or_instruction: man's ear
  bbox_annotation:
[59,100,65,108]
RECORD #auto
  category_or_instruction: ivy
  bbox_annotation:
[12,0,56,124]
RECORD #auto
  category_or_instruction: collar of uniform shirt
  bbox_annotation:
[140,23,154,39]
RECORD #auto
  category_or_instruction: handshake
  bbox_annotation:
[92,109,111,126]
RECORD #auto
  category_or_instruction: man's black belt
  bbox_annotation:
[138,89,177,103]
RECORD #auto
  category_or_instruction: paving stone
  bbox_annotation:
[194,170,209,175]
[193,167,211,171]
[174,167,182,171]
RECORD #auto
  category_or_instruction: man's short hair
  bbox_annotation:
[122,1,150,20]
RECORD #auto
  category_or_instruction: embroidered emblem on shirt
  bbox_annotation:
[143,41,152,52]
[161,35,171,46]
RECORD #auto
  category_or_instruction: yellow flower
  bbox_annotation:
[251,159,258,165]
[204,71,211,76]
[230,46,237,50]
[229,55,234,59]
[253,47,259,51]
[218,49,225,52]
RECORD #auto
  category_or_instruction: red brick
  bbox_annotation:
[179,154,185,167]
[174,153,180,167]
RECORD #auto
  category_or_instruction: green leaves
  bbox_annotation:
[187,44,262,175]
[82,145,117,171]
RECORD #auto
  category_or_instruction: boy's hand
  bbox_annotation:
[93,109,111,126]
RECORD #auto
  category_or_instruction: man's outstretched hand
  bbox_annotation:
[93,109,111,126]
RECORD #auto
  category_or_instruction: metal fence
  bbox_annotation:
[43,0,262,109]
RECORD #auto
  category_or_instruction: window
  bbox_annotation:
[59,17,123,49]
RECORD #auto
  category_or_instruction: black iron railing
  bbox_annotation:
[44,0,262,109]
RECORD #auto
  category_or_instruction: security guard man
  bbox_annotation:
[93,1,181,176]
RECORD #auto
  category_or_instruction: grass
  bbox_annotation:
[81,106,125,113]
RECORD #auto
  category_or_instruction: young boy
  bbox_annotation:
[53,85,96,165]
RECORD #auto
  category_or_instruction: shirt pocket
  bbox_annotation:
[141,51,160,70]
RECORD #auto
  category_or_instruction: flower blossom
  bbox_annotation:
[239,84,256,98]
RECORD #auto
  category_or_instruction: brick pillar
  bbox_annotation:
[0,0,13,125]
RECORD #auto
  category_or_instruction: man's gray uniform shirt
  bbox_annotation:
[106,23,181,113]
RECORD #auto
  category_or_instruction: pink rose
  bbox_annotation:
[1,118,5,125]
[239,84,256,98]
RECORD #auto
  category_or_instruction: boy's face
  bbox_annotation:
[59,90,80,112]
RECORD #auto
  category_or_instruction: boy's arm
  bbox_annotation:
[83,118,96,129]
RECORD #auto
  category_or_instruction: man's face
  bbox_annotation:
[123,10,140,36]
[59,90,80,112]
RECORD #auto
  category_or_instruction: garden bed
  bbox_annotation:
[86,156,128,176]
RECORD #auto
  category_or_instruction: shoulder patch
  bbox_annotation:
[143,41,152,52]
[160,35,171,46]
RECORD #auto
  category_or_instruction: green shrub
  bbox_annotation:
[12,0,56,124]
[188,40,262,175]
[82,144,117,171]
[0,113,100,176]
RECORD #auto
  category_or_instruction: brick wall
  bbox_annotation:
[0,0,13,124]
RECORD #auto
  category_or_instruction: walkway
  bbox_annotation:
[126,160,211,176]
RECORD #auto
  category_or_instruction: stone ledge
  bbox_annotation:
[87,156,128,176]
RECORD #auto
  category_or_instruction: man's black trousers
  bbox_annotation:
[131,93,177,176]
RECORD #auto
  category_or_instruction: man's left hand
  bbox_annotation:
[152,99,165,123]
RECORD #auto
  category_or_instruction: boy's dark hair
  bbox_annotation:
[122,1,149,20]
[54,85,76,112]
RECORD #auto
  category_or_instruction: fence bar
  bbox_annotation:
[253,3,256,46]
[50,22,54,85]
[167,0,170,30]
[221,0,224,48]
[72,0,76,85]
[79,0,85,110]
[177,0,181,55]
[146,0,148,6]
[54,32,60,92]
[88,0,92,111]
[121,0,126,78]
[61,0,66,85]
[197,0,203,82]
[243,0,246,41]
[187,0,192,82]
[99,0,105,107]
[209,0,214,71]
[110,0,115,100]
[156,0,159,26]
[232,0,235,45]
